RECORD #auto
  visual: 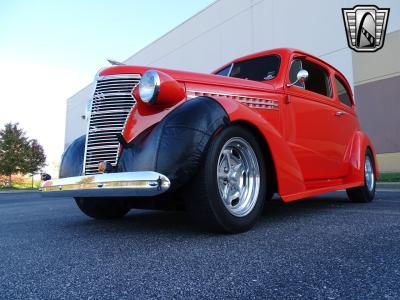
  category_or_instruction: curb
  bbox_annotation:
[377,182,400,190]
[0,190,39,194]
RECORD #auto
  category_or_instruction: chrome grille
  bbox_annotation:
[84,74,141,175]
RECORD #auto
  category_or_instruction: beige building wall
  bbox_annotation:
[353,30,400,172]
[377,153,400,173]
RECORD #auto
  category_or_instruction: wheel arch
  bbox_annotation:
[231,120,278,195]
[344,130,379,182]
[118,96,230,189]
[366,145,379,180]
[211,96,306,198]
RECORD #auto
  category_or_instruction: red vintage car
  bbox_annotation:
[42,48,378,233]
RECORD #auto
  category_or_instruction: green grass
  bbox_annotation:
[0,186,37,191]
[0,179,41,190]
[378,172,400,182]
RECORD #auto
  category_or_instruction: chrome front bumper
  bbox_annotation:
[40,171,171,197]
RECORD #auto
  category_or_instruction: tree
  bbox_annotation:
[0,123,46,187]
[0,123,29,186]
[23,139,46,188]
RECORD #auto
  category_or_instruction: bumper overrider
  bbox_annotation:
[40,172,171,197]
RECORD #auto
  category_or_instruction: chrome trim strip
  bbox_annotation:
[91,109,132,115]
[93,92,133,97]
[238,100,278,106]
[227,63,234,77]
[186,89,279,110]
[97,74,141,81]
[40,171,171,197]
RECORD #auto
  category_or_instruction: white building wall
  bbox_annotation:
[64,85,93,149]
[65,0,400,147]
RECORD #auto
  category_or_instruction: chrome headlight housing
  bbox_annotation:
[139,70,160,104]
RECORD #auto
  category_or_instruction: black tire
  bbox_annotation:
[184,125,269,233]
[346,149,376,203]
[74,198,130,220]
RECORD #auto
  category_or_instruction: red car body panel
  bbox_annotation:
[100,48,377,202]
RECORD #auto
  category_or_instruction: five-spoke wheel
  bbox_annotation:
[184,125,269,233]
[217,137,260,217]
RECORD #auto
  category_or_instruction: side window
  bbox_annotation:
[335,76,353,107]
[216,65,231,77]
[301,60,332,97]
[289,59,305,88]
[229,55,281,81]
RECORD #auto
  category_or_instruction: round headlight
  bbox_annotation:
[139,70,160,104]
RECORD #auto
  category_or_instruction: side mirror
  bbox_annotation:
[287,69,309,87]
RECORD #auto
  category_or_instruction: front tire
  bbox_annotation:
[184,125,268,233]
[346,149,376,203]
[74,198,130,220]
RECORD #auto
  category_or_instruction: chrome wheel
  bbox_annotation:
[365,156,375,192]
[217,137,260,217]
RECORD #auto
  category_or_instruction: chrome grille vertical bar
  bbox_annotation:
[83,73,141,175]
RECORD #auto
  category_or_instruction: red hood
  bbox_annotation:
[99,65,276,92]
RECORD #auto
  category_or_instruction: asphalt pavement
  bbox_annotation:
[0,190,399,299]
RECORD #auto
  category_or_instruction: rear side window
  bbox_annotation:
[335,76,353,107]
[289,58,332,97]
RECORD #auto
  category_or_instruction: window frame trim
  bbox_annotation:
[215,64,233,77]
[288,58,305,89]
[227,63,234,77]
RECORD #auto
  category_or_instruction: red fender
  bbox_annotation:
[344,131,379,183]
[213,97,306,198]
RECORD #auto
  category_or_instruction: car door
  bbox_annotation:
[284,56,346,181]
[330,74,360,176]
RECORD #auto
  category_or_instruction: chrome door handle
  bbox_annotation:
[335,111,346,116]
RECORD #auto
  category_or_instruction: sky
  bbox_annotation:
[0,0,214,174]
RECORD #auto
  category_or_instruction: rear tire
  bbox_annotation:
[346,149,376,203]
[74,198,130,220]
[184,125,268,233]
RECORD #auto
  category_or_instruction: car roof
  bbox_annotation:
[221,48,349,84]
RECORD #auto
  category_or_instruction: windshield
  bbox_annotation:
[216,55,280,81]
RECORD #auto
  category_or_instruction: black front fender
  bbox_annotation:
[59,135,86,178]
[118,97,229,189]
